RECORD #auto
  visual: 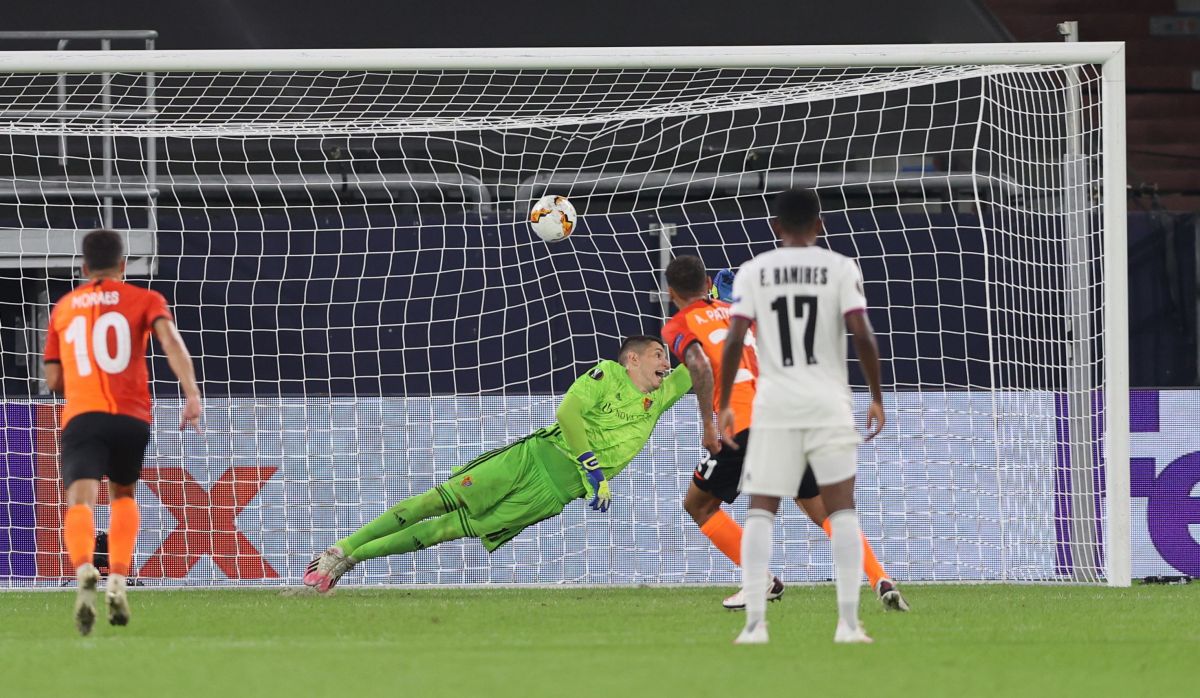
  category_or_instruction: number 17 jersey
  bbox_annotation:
[728,245,867,429]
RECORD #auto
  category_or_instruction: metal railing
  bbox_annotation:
[0,30,159,272]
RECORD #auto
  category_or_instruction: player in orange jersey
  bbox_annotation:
[43,229,202,635]
[661,255,908,612]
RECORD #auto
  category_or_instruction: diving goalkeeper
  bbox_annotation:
[303,335,691,592]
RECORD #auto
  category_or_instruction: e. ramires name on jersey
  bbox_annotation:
[759,265,829,286]
[70,290,121,308]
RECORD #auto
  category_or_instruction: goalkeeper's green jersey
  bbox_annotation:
[539,360,692,498]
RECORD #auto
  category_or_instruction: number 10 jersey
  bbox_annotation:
[44,278,173,427]
[728,244,867,429]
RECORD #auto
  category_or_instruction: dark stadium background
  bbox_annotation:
[0,0,1194,393]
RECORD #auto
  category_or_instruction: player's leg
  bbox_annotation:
[104,415,151,627]
[64,478,99,573]
[351,446,567,561]
[65,478,101,636]
[60,414,109,636]
[685,484,758,609]
[336,483,461,556]
[735,493,779,645]
[306,439,532,592]
[688,444,785,610]
[687,430,748,566]
[304,484,462,592]
[336,440,530,557]
[795,472,908,612]
[684,483,737,560]
[349,510,472,561]
[817,478,871,642]
[735,427,807,645]
[105,482,137,626]
[807,430,872,644]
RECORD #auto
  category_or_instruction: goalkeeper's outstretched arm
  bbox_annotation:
[556,393,590,457]
[556,394,611,512]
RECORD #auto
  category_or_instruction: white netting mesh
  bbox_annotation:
[0,60,1110,586]
[0,65,1070,136]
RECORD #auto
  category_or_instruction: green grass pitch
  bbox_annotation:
[1,584,1194,697]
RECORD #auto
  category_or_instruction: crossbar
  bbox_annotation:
[0,42,1124,73]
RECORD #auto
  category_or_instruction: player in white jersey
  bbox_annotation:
[717,188,885,645]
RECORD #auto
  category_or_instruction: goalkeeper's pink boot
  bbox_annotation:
[303,546,357,593]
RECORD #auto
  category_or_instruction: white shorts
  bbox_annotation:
[739,426,861,498]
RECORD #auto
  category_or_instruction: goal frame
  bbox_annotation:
[0,42,1130,587]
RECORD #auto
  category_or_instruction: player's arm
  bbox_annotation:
[682,343,719,454]
[152,317,203,433]
[717,267,754,448]
[716,316,750,449]
[43,309,63,393]
[841,258,884,440]
[43,362,63,393]
[711,268,735,302]
[846,310,884,440]
[555,393,592,458]
[555,369,611,513]
[661,316,713,451]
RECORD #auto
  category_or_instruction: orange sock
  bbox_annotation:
[63,504,95,571]
[699,509,743,566]
[108,497,141,577]
[821,517,889,589]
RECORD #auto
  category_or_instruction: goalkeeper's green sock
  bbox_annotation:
[336,485,459,556]
[351,511,471,561]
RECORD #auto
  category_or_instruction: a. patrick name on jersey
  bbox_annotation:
[758,265,829,286]
[70,289,121,308]
[688,304,732,326]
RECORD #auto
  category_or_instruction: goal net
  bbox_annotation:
[0,46,1128,587]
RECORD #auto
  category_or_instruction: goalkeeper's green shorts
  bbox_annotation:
[444,433,577,552]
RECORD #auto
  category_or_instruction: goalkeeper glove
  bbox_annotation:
[711,268,735,303]
[577,451,611,513]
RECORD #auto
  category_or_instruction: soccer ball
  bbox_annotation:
[528,195,577,242]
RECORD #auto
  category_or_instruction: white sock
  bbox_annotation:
[829,509,863,629]
[741,508,775,627]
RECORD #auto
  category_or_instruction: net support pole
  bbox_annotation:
[1059,20,1101,581]
[101,38,114,229]
[144,35,159,270]
[651,223,676,318]
[1101,46,1131,588]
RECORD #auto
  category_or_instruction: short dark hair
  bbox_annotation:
[617,335,665,365]
[665,255,708,297]
[773,188,822,233]
[81,229,124,271]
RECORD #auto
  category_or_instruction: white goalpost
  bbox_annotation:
[0,43,1128,588]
